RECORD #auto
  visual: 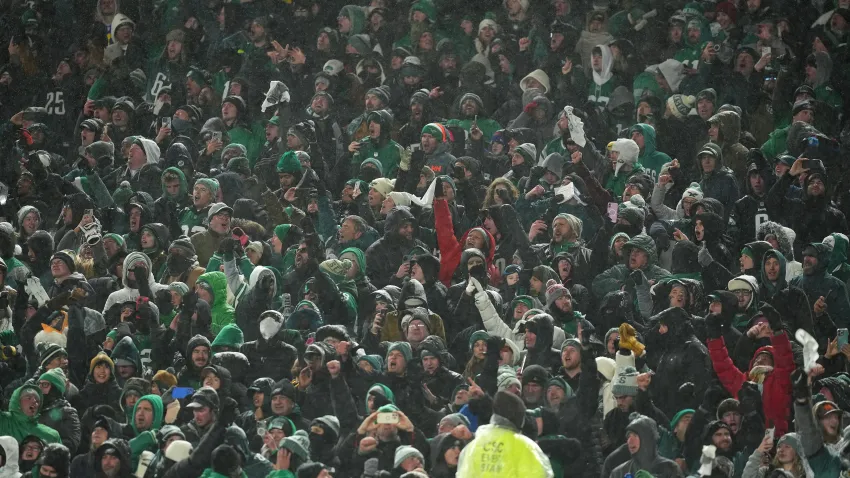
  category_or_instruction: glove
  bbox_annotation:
[653,232,670,252]
[434,177,445,199]
[130,263,149,281]
[551,194,565,205]
[628,269,645,286]
[529,165,546,183]
[219,237,236,255]
[486,336,506,361]
[678,382,695,406]
[701,384,728,413]
[155,290,173,316]
[738,381,762,415]
[760,303,783,333]
[219,397,239,426]
[181,292,198,315]
[705,313,723,339]
[618,323,645,356]
[698,245,714,267]
[791,369,810,401]
[0,345,17,361]
[232,239,244,258]
[523,101,539,114]
[496,188,512,204]
[45,291,72,311]
[411,150,426,167]
[260,273,276,295]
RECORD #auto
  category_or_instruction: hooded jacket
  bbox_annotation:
[708,330,794,436]
[708,111,750,186]
[588,44,618,107]
[757,222,802,281]
[0,385,60,444]
[790,243,850,329]
[631,123,671,182]
[376,279,447,343]
[196,272,235,335]
[365,207,428,288]
[759,249,814,338]
[767,167,849,256]
[644,307,712,416]
[351,110,403,178]
[177,335,211,389]
[128,394,163,465]
[699,143,740,220]
[94,438,132,478]
[231,262,277,342]
[607,415,681,478]
[593,234,672,300]
[0,436,20,478]
[434,198,498,286]
[102,252,169,314]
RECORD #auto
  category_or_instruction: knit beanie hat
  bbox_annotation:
[682,182,704,201]
[468,330,490,350]
[561,338,582,353]
[612,366,639,397]
[514,143,537,163]
[497,370,521,391]
[667,94,696,119]
[276,151,303,174]
[521,364,550,387]
[38,342,67,368]
[387,341,413,364]
[421,123,449,142]
[493,390,526,428]
[153,369,178,391]
[39,367,67,395]
[545,279,571,308]
[479,18,499,34]
[314,415,341,439]
[318,259,352,283]
[393,445,424,469]
[195,178,220,198]
[369,177,395,197]
[280,430,310,460]
[362,85,389,105]
[400,307,431,334]
[358,354,384,371]
[168,282,190,297]
[716,398,741,419]
[51,250,77,273]
[546,377,572,396]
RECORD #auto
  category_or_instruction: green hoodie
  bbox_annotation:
[592,233,672,298]
[827,233,850,284]
[197,272,236,335]
[340,247,367,283]
[112,336,146,376]
[129,394,164,468]
[0,385,61,444]
[211,324,244,353]
[339,5,366,36]
[630,123,671,182]
[761,249,788,297]
[161,167,189,203]
[365,383,395,411]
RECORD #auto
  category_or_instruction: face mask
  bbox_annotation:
[359,168,380,183]
[260,316,282,340]
[167,254,194,274]
[171,117,190,134]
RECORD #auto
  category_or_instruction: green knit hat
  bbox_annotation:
[319,259,352,283]
[546,377,573,397]
[741,246,754,259]
[168,282,190,296]
[280,430,310,460]
[276,151,303,174]
[468,330,490,350]
[387,341,413,364]
[274,224,292,244]
[195,178,220,197]
[421,123,448,142]
[39,367,67,395]
[103,233,125,247]
[670,408,695,429]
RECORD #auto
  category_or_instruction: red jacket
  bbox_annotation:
[707,332,794,436]
[434,199,497,286]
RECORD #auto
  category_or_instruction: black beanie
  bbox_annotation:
[493,390,526,429]
[211,445,241,474]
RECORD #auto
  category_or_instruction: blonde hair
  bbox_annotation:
[483,178,519,208]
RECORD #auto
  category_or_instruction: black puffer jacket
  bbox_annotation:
[645,307,712,417]
[519,313,561,374]
[240,311,299,384]
[365,207,429,289]
[558,345,603,478]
